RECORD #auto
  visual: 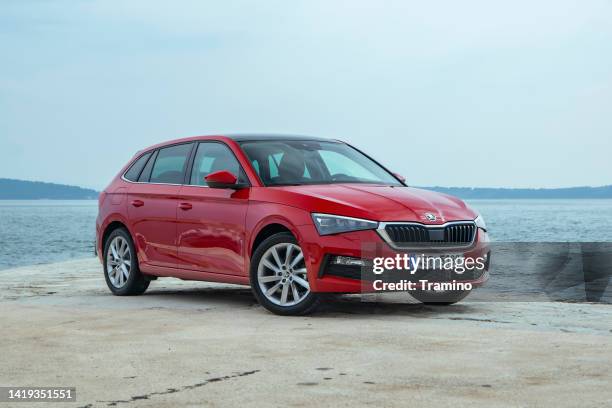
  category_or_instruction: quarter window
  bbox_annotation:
[138,150,157,182]
[149,143,192,184]
[124,152,152,182]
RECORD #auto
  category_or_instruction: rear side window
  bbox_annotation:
[150,143,193,184]
[124,152,152,181]
[138,150,158,182]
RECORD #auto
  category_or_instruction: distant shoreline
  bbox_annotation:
[1,178,611,200]
[422,185,612,199]
[0,178,98,200]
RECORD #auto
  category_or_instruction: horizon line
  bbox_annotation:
[1,177,611,193]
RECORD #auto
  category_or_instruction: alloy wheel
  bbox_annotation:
[106,236,132,288]
[257,243,310,306]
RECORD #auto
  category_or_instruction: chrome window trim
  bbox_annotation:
[120,176,184,187]
[376,220,477,250]
[120,176,244,189]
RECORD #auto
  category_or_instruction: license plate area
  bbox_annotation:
[428,228,445,241]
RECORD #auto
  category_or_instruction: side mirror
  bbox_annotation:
[205,170,239,189]
[393,172,406,183]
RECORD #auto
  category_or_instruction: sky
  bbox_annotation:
[1,0,611,190]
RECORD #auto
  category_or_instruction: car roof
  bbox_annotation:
[137,134,342,154]
[226,134,338,142]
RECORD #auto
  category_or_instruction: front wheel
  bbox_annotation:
[250,233,321,315]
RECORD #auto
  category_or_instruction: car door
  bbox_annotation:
[128,142,194,269]
[176,141,250,276]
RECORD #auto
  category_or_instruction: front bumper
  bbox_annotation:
[297,225,490,293]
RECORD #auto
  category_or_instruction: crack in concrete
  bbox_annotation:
[94,370,260,407]
[437,317,513,324]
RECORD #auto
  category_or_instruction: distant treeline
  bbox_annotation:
[0,178,611,200]
[0,178,99,200]
[422,185,612,199]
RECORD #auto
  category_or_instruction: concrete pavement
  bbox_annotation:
[0,258,610,407]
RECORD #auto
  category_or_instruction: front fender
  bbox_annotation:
[246,202,312,258]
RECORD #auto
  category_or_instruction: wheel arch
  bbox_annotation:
[101,220,130,250]
[250,222,295,256]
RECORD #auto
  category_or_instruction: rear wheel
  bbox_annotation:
[103,228,149,296]
[250,233,321,315]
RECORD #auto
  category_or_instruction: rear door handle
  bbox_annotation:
[131,199,144,207]
[178,202,192,210]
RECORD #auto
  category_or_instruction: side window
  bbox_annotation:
[149,143,192,184]
[189,142,246,186]
[124,152,152,181]
[138,150,157,182]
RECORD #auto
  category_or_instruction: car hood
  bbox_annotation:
[271,184,476,223]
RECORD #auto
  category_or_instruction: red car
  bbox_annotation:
[96,135,489,315]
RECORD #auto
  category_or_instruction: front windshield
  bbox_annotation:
[239,140,403,186]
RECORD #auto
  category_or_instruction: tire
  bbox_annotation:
[250,233,321,315]
[103,228,150,296]
[410,288,472,305]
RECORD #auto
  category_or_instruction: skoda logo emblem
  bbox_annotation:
[425,213,437,222]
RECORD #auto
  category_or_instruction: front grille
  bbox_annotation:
[382,222,476,248]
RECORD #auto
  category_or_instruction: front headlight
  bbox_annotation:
[311,213,378,236]
[474,214,487,231]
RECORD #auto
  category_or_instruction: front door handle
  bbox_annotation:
[131,199,144,207]
[178,202,193,210]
